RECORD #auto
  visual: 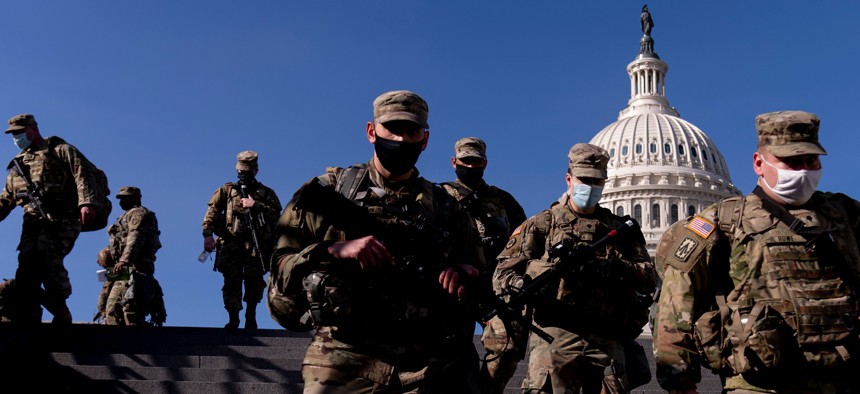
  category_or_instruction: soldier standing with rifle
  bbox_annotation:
[202,150,281,330]
[493,143,657,393]
[267,90,485,392]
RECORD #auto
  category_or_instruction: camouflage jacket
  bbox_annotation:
[441,179,527,273]
[653,189,860,392]
[0,137,100,224]
[201,180,281,248]
[269,161,484,384]
[494,195,656,340]
[107,205,161,274]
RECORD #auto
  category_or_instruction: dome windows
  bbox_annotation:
[635,143,642,155]
[622,145,629,156]
[650,142,657,154]
[651,204,661,228]
[664,143,671,154]
[677,144,685,156]
[609,148,616,158]
[615,206,624,217]
[691,147,698,158]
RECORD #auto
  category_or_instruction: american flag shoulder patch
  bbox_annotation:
[686,216,715,239]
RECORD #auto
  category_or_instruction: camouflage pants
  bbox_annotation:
[723,370,860,394]
[217,241,266,311]
[104,279,134,325]
[480,315,528,394]
[15,217,80,323]
[522,327,629,394]
[95,280,111,321]
[302,362,480,394]
[102,273,166,326]
[0,279,17,322]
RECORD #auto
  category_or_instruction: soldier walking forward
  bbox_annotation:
[268,90,485,393]
[0,114,103,324]
[493,143,657,393]
[654,111,860,393]
[441,136,527,394]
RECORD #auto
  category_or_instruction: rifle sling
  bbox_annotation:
[751,186,804,232]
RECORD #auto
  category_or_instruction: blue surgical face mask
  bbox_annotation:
[12,132,30,150]
[571,183,604,210]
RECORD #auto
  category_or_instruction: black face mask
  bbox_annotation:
[119,199,138,211]
[374,134,424,176]
[455,165,484,187]
[237,171,256,184]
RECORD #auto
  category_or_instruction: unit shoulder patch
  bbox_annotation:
[673,236,699,261]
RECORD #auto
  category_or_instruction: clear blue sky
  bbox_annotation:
[1,2,859,330]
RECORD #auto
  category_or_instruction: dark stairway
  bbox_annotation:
[0,324,722,393]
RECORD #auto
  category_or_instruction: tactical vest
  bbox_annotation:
[223,183,247,237]
[221,182,274,240]
[107,206,162,271]
[695,193,860,376]
[441,181,511,260]
[303,164,470,343]
[529,206,650,340]
[10,141,75,217]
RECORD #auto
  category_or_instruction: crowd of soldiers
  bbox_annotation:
[1,88,859,394]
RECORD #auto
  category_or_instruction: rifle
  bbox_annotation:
[236,181,268,272]
[480,218,642,343]
[8,158,53,221]
[293,178,553,340]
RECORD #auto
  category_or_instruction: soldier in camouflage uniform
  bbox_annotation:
[268,90,485,393]
[494,143,657,393]
[0,278,17,323]
[99,186,165,326]
[202,151,281,330]
[0,114,102,325]
[654,111,860,393]
[94,246,113,322]
[441,136,527,394]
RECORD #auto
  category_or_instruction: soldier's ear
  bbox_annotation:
[420,130,429,151]
[366,122,376,144]
[752,151,765,177]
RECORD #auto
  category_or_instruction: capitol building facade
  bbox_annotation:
[589,27,741,255]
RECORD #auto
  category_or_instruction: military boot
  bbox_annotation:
[44,298,72,326]
[225,309,240,330]
[244,303,257,330]
[51,304,73,326]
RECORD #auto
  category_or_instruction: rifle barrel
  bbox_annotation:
[238,182,268,272]
[10,158,52,221]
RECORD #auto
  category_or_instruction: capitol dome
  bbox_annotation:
[589,27,741,255]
